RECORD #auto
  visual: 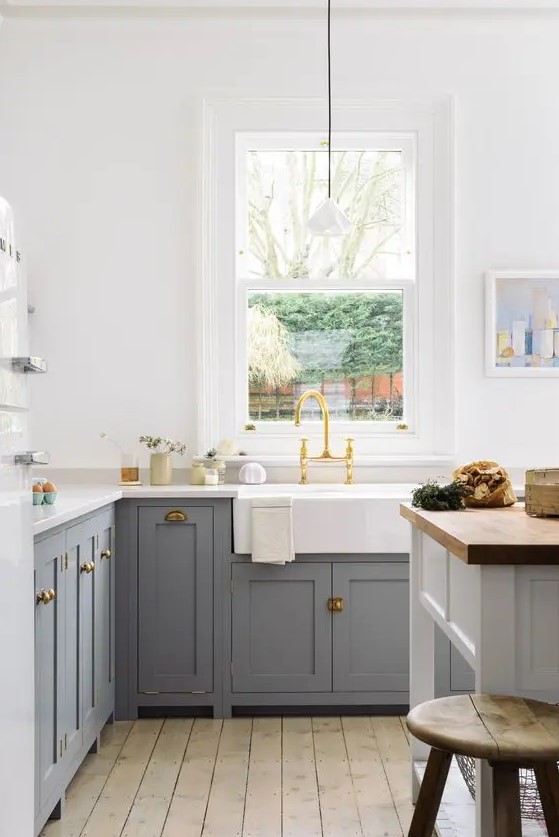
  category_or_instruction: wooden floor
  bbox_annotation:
[40,715,415,837]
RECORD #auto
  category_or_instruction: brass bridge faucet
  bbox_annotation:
[294,390,354,485]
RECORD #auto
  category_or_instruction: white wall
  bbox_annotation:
[0,11,558,471]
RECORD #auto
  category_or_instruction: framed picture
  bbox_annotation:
[486,270,559,376]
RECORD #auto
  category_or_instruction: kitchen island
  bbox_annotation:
[401,503,559,837]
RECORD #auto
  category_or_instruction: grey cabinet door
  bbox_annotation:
[34,533,65,813]
[138,506,214,694]
[231,563,332,693]
[78,521,98,743]
[95,514,115,722]
[62,524,84,763]
[332,563,409,693]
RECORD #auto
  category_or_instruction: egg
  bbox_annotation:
[42,481,57,493]
[32,483,43,493]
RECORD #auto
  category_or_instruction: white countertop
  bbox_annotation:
[32,484,239,536]
[32,481,525,538]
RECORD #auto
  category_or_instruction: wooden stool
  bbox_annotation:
[406,694,559,837]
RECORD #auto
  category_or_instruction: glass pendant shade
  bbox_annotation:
[308,197,352,237]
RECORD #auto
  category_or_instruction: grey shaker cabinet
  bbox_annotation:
[137,506,214,695]
[227,558,410,711]
[34,506,116,837]
[332,562,409,693]
[115,499,229,719]
[231,562,332,693]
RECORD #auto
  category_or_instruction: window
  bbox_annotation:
[199,99,453,459]
[236,133,414,434]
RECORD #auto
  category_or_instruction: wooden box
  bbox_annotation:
[525,469,559,517]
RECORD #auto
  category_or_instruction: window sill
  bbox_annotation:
[193,454,455,469]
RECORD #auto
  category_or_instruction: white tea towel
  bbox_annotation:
[251,496,294,565]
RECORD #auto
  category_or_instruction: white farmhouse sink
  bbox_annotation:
[233,483,417,555]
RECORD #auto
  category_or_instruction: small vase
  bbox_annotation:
[150,453,172,485]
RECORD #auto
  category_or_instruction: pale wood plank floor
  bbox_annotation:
[41,716,413,837]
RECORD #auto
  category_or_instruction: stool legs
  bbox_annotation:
[407,748,452,837]
[490,763,521,837]
[534,761,559,837]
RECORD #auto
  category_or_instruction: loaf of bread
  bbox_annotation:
[452,461,517,508]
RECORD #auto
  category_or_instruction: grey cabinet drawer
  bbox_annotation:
[138,506,214,694]
[231,562,332,693]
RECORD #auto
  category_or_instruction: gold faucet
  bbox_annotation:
[294,390,354,485]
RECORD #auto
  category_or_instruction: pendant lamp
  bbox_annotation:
[308,0,352,237]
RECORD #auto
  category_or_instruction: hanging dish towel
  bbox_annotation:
[251,496,295,565]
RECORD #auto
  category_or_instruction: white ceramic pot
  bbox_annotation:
[150,453,172,485]
[239,462,267,485]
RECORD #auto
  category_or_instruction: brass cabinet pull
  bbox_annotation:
[327,597,344,613]
[100,549,111,560]
[36,588,56,605]
[165,510,187,522]
[80,561,95,574]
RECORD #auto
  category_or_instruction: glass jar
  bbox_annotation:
[190,463,206,485]
[205,468,219,486]
[120,452,140,484]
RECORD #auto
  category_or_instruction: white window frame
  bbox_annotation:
[196,98,454,460]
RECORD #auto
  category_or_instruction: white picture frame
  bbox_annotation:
[486,270,559,377]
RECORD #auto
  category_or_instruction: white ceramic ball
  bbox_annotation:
[238,462,267,485]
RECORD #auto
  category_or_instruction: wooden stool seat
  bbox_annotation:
[408,693,559,762]
[406,694,559,837]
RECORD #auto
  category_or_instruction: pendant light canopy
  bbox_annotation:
[308,0,352,237]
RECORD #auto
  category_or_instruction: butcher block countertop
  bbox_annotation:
[400,503,559,565]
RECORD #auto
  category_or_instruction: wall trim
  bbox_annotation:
[3,4,559,19]
[197,100,220,453]
[197,96,455,457]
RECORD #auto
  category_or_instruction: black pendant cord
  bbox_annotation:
[327,0,332,199]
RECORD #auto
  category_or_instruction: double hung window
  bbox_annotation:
[236,133,414,432]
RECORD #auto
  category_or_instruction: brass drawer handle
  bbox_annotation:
[165,510,187,522]
[80,561,95,574]
[327,597,344,613]
[36,588,56,605]
[100,549,111,560]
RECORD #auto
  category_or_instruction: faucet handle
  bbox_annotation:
[345,438,354,485]
[299,437,309,485]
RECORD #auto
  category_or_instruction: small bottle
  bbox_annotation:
[217,461,226,485]
[205,468,219,486]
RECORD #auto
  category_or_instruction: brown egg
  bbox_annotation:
[32,483,44,493]
[42,481,57,493]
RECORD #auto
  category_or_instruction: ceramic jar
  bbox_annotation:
[150,453,172,485]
